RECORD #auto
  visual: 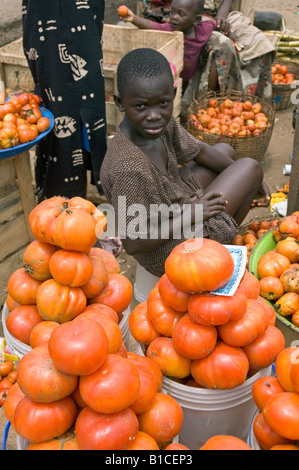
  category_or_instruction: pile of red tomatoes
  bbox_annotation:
[251,347,299,450]
[272,63,296,85]
[129,238,285,391]
[188,97,271,138]
[0,93,50,150]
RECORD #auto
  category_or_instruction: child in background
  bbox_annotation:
[119,0,216,92]
[100,48,270,278]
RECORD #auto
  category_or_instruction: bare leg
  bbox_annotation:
[188,150,264,225]
[204,158,264,225]
[208,58,219,91]
[186,142,237,188]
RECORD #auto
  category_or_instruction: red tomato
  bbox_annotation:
[127,351,163,393]
[14,395,77,443]
[190,341,249,390]
[200,435,252,450]
[0,126,19,148]
[130,362,158,415]
[0,361,14,378]
[253,412,293,450]
[146,285,184,337]
[17,93,32,106]
[0,103,16,120]
[79,354,140,414]
[158,273,190,312]
[138,393,184,445]
[3,382,25,427]
[188,289,247,326]
[147,336,191,378]
[37,117,50,133]
[0,379,13,394]
[17,125,38,144]
[243,325,285,371]
[218,299,271,347]
[126,431,159,450]
[87,273,133,316]
[48,318,109,376]
[74,310,123,354]
[171,313,217,360]
[17,344,78,403]
[6,305,43,345]
[263,393,299,441]
[0,390,8,407]
[129,301,160,345]
[117,5,129,16]
[75,406,139,450]
[275,347,298,392]
[252,376,285,411]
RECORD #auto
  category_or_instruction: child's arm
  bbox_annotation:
[122,191,227,256]
[118,8,153,29]
[215,0,233,35]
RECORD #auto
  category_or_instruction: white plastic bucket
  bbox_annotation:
[134,263,159,303]
[135,342,272,450]
[2,303,131,359]
[16,432,179,450]
[247,410,261,450]
[2,304,30,361]
[119,305,131,347]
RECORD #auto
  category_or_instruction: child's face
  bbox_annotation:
[117,76,176,140]
[170,0,200,33]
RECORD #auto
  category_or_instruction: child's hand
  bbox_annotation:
[215,15,230,35]
[251,182,271,208]
[195,191,228,221]
[117,6,134,22]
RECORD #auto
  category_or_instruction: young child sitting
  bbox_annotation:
[119,0,216,91]
[100,48,270,278]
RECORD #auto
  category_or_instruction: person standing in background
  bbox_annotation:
[22,0,107,201]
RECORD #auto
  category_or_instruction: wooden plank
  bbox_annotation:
[287,119,299,215]
[13,151,36,242]
[0,214,29,260]
[0,245,27,306]
[0,158,16,188]
[0,186,22,225]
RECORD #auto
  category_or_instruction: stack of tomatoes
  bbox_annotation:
[0,358,17,408]
[5,195,134,344]
[189,98,271,138]
[4,331,184,449]
[251,347,299,450]
[0,93,50,150]
[272,63,296,85]
[3,196,186,450]
[232,219,280,266]
[246,211,299,329]
[129,238,285,390]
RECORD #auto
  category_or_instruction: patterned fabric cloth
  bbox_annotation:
[138,0,172,22]
[22,0,107,201]
[100,117,239,277]
[197,27,274,101]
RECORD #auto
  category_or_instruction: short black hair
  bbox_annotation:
[117,48,174,97]
[195,0,205,15]
[172,0,204,16]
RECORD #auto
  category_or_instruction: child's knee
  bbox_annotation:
[214,143,237,161]
[242,158,264,185]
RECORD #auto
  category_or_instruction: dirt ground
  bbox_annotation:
[0,0,298,450]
